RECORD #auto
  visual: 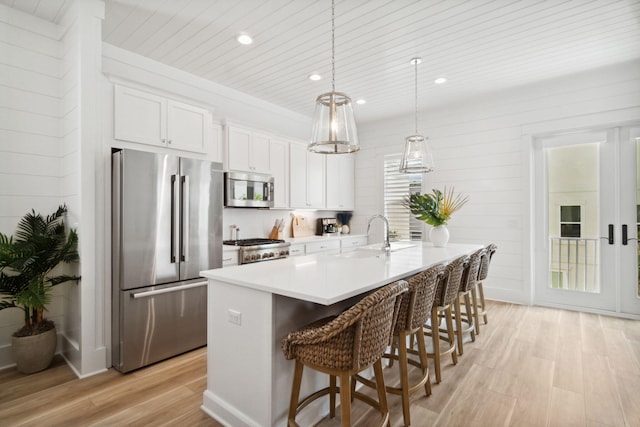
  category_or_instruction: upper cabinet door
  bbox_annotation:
[289,144,308,208]
[114,85,166,146]
[227,126,271,173]
[167,100,210,153]
[326,154,355,210]
[251,133,271,174]
[114,85,209,154]
[306,151,325,209]
[270,139,289,208]
[227,126,252,171]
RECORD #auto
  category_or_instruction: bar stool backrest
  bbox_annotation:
[435,255,469,307]
[281,280,408,372]
[478,243,497,281]
[395,263,445,334]
[459,248,485,293]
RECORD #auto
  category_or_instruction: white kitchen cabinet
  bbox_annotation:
[288,243,305,257]
[326,154,355,210]
[114,85,210,153]
[227,126,270,173]
[289,143,325,209]
[305,239,340,255]
[340,235,367,253]
[222,248,239,267]
[269,138,289,208]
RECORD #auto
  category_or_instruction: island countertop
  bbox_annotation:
[201,241,483,305]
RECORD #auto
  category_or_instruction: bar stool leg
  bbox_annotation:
[373,359,391,427]
[430,306,442,384]
[329,375,337,418]
[479,282,488,324]
[398,331,411,426]
[339,372,351,427]
[464,292,476,343]
[288,360,304,425]
[445,306,458,365]
[471,287,481,335]
[454,295,465,355]
[416,326,432,396]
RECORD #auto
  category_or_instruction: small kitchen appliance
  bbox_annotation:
[317,218,339,236]
[223,238,291,264]
[224,171,274,208]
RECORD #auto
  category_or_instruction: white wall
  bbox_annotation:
[0,4,66,369]
[353,59,640,304]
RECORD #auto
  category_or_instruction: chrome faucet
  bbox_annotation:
[367,214,391,253]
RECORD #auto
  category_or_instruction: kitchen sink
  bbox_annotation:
[359,241,417,252]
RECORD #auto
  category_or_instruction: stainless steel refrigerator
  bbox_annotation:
[112,148,223,372]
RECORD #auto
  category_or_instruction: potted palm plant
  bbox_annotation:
[0,205,80,374]
[405,187,469,247]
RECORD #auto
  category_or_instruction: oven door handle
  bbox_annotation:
[131,281,207,299]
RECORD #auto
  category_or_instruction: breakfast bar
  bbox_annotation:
[200,242,482,427]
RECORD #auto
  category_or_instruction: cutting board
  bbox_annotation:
[291,213,314,237]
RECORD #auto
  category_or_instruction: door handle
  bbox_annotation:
[609,224,614,244]
[600,224,614,245]
[623,224,638,245]
[623,224,628,245]
[131,281,207,299]
[170,174,178,263]
[180,175,190,262]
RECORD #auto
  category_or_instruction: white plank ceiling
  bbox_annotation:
[4,0,640,123]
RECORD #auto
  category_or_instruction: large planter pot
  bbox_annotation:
[12,327,57,374]
[429,225,450,247]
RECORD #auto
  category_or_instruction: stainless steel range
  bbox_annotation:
[223,238,291,264]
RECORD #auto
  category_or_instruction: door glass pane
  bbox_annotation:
[546,143,600,292]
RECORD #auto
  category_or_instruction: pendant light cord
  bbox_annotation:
[414,59,418,134]
[331,0,336,93]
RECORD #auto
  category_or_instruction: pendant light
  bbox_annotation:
[399,57,435,173]
[309,0,359,154]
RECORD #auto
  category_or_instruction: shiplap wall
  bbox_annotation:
[353,60,640,304]
[0,5,66,368]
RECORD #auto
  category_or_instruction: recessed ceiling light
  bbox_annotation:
[434,77,447,84]
[356,99,366,105]
[237,34,253,45]
[309,73,322,81]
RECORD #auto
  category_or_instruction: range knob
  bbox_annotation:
[269,252,275,257]
[244,255,251,262]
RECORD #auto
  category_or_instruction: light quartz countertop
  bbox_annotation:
[284,233,367,244]
[202,241,482,305]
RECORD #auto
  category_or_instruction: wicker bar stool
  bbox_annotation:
[424,255,468,383]
[453,248,485,355]
[472,243,497,334]
[281,281,408,427]
[354,263,444,426]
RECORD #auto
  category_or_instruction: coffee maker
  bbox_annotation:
[317,218,339,236]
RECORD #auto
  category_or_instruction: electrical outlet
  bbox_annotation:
[228,309,242,325]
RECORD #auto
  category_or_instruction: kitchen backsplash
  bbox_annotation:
[223,208,346,240]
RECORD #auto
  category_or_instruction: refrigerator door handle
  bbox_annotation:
[131,280,207,299]
[181,175,190,262]
[170,174,178,263]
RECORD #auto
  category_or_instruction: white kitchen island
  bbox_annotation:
[200,242,482,427]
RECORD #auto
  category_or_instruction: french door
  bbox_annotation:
[534,126,640,316]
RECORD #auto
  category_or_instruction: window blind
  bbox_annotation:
[383,155,422,241]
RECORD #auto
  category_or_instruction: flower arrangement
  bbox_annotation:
[405,187,469,227]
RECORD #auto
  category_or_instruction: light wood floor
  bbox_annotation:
[1,301,639,426]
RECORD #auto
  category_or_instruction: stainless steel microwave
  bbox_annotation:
[224,171,274,208]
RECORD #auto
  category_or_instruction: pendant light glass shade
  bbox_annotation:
[309,0,359,154]
[399,134,434,172]
[309,91,359,153]
[399,57,434,173]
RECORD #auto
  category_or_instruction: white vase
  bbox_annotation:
[429,225,450,247]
